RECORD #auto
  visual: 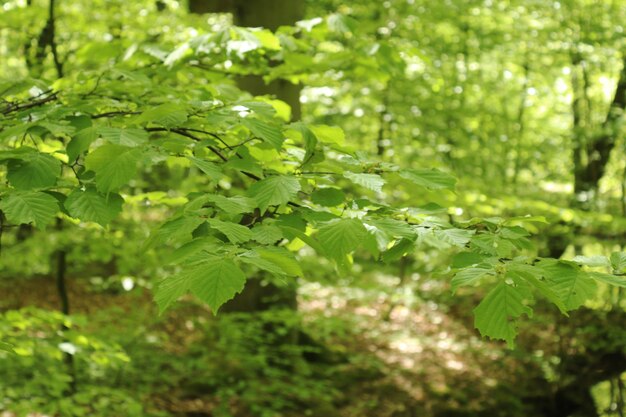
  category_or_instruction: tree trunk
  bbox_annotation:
[190,0,304,313]
[573,54,626,201]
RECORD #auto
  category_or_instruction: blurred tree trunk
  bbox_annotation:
[573,54,626,202]
[189,0,304,313]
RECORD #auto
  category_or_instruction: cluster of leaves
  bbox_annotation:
[1,13,625,348]
[0,308,140,417]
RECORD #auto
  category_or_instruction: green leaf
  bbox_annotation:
[311,188,345,207]
[85,145,142,192]
[146,215,205,247]
[588,272,626,288]
[292,122,317,164]
[256,247,302,276]
[317,218,368,260]
[64,187,124,226]
[451,265,494,293]
[251,224,283,244]
[154,272,191,313]
[571,255,610,268]
[99,128,149,147]
[208,219,253,244]
[610,252,626,273]
[7,151,61,190]
[201,194,256,214]
[507,264,568,314]
[0,341,15,354]
[242,118,284,150]
[0,191,59,229]
[164,237,220,265]
[344,172,385,193]
[239,252,288,276]
[247,175,301,213]
[435,228,475,247]
[538,260,596,310]
[239,247,302,276]
[365,218,416,240]
[137,103,187,127]
[188,156,223,180]
[67,127,99,161]
[399,168,456,190]
[188,258,246,313]
[279,226,327,256]
[309,125,345,145]
[474,282,532,348]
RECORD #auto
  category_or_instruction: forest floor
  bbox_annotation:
[1,276,534,417]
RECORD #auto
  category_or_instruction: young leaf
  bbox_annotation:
[317,218,368,260]
[154,272,192,313]
[309,125,345,145]
[344,172,385,193]
[247,175,301,213]
[64,187,124,226]
[242,118,284,150]
[208,219,254,244]
[473,281,532,348]
[85,144,142,192]
[188,156,223,180]
[137,103,188,127]
[0,191,59,229]
[251,224,284,244]
[188,258,247,313]
[99,128,149,147]
[399,168,457,190]
[311,187,345,207]
[610,252,626,273]
[451,265,494,293]
[538,260,596,310]
[7,152,61,190]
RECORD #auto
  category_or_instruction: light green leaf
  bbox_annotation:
[507,264,568,314]
[365,218,416,239]
[399,168,456,190]
[435,228,475,247]
[64,187,123,226]
[242,118,284,150]
[154,272,191,313]
[208,219,253,244]
[538,260,596,310]
[0,191,59,229]
[311,188,344,207]
[256,247,302,276]
[188,258,246,313]
[85,144,142,192]
[572,255,610,268]
[137,103,187,127]
[247,175,301,212]
[7,151,61,190]
[188,156,222,180]
[67,127,99,161]
[251,224,283,244]
[451,265,494,293]
[474,282,532,348]
[344,172,385,193]
[146,215,205,247]
[0,341,15,354]
[317,218,368,260]
[588,272,626,288]
[201,194,256,214]
[610,252,626,273]
[99,128,148,147]
[309,125,345,145]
